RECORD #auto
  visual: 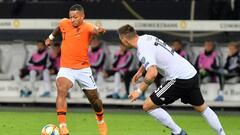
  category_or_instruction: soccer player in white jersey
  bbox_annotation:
[118,24,226,135]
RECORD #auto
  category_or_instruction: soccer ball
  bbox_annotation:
[41,124,60,135]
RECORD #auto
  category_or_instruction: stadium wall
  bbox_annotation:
[1,19,240,107]
[0,81,240,106]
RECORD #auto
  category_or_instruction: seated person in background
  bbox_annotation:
[88,36,107,87]
[0,49,2,73]
[195,40,223,93]
[172,39,191,61]
[104,42,133,99]
[223,42,240,80]
[215,42,240,101]
[41,42,61,97]
[14,40,48,97]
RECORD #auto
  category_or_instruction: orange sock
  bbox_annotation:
[57,109,67,124]
[96,110,104,121]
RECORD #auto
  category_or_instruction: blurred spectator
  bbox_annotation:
[104,42,133,99]
[215,42,240,101]
[40,42,61,97]
[195,40,223,91]
[89,36,106,74]
[14,40,48,97]
[0,49,2,73]
[88,36,108,90]
[172,39,191,61]
[224,42,240,79]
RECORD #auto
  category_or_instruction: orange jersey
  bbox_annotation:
[59,18,94,69]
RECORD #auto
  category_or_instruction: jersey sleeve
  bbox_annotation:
[86,22,95,34]
[59,18,69,32]
[140,49,157,70]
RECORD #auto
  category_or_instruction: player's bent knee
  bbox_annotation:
[193,102,207,113]
[142,97,159,112]
[56,84,69,97]
[142,103,151,112]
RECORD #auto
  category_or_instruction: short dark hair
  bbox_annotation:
[70,4,84,12]
[173,39,182,45]
[204,40,215,46]
[37,40,44,45]
[118,24,137,39]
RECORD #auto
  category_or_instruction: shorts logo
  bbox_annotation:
[160,97,165,101]
[140,57,150,68]
[140,57,146,64]
[155,79,176,98]
[154,84,163,94]
[154,87,161,93]
[144,62,149,68]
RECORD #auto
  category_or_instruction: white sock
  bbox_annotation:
[43,69,51,93]
[114,72,121,93]
[13,70,24,91]
[148,108,181,134]
[97,120,105,124]
[219,91,224,96]
[97,72,104,86]
[59,123,67,128]
[202,107,225,135]
[30,70,37,91]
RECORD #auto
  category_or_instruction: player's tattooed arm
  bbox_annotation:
[139,65,158,92]
[129,65,157,102]
[139,65,146,74]
[131,65,146,85]
[143,78,154,85]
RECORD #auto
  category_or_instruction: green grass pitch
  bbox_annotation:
[0,108,239,135]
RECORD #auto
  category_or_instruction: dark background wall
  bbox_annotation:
[0,0,239,20]
[0,0,240,42]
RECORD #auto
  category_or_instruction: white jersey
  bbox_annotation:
[137,34,197,80]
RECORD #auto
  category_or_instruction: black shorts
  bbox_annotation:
[150,74,204,106]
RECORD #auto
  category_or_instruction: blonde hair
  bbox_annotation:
[228,42,238,49]
[118,24,137,39]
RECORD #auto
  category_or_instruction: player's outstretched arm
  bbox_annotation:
[92,25,106,35]
[129,65,158,102]
[131,65,145,85]
[45,26,61,47]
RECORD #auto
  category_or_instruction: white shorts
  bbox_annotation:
[56,67,97,90]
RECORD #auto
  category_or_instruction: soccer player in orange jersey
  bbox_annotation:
[45,4,107,135]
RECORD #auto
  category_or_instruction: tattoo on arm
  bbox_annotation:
[143,78,154,86]
[143,65,157,85]
[140,65,145,72]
